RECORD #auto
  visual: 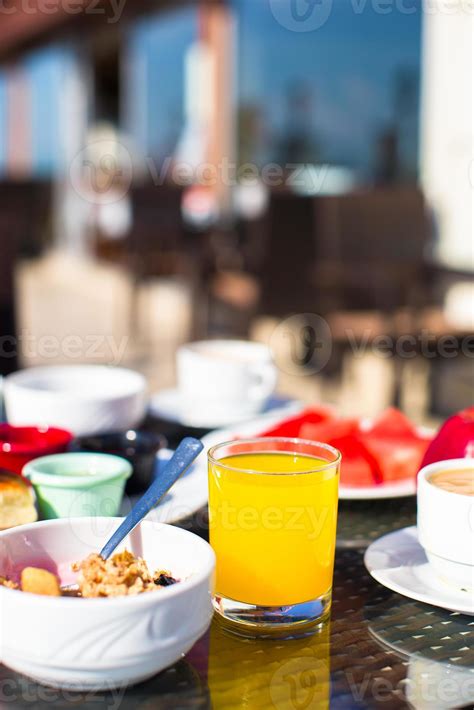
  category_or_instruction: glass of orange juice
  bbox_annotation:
[208,437,341,636]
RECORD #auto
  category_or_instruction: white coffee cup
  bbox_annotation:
[417,458,474,592]
[176,340,277,427]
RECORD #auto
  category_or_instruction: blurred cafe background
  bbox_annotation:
[0,0,472,425]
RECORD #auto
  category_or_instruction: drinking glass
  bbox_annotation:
[208,437,340,636]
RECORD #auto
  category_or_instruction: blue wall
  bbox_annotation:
[127,6,197,160]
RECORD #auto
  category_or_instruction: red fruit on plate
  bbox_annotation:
[262,406,435,488]
[362,408,431,483]
[261,408,332,438]
[329,434,383,487]
[299,418,359,444]
[367,407,417,438]
[420,407,474,468]
[363,431,430,483]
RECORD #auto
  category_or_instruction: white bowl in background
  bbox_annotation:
[0,517,215,690]
[4,365,147,436]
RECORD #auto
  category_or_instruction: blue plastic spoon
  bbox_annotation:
[99,436,204,559]
[60,437,204,593]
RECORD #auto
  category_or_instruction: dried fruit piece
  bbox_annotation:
[154,572,177,587]
[21,567,61,596]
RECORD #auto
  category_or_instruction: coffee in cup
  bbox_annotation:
[428,468,474,496]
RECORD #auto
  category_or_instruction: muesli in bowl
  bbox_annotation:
[0,549,179,597]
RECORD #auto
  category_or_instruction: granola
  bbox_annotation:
[0,575,19,590]
[72,550,177,598]
[0,550,178,598]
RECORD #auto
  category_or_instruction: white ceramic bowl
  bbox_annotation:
[4,366,147,436]
[0,518,215,690]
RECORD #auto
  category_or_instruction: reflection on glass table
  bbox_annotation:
[366,594,474,710]
[208,618,330,709]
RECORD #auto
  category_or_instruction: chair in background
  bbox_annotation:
[312,186,431,316]
[0,180,53,376]
[124,183,191,336]
[255,185,433,404]
[0,180,52,258]
[0,223,17,375]
[311,186,433,403]
[259,191,317,317]
[258,186,432,323]
[127,183,188,280]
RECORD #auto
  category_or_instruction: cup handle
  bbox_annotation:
[247,363,278,402]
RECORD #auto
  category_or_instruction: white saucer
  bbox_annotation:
[364,527,474,616]
[148,389,292,429]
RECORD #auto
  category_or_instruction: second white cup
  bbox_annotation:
[176,340,277,427]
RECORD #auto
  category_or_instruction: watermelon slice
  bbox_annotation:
[329,434,383,487]
[261,408,333,438]
[259,406,433,488]
[363,408,431,483]
[365,407,418,438]
[300,418,359,443]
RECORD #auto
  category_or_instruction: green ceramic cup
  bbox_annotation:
[23,452,132,520]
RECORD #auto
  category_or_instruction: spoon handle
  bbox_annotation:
[100,437,204,560]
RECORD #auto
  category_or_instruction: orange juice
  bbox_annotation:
[208,451,339,606]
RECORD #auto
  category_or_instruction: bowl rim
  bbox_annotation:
[22,452,133,488]
[0,518,215,607]
[5,365,147,402]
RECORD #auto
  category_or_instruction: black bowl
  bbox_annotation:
[74,430,167,495]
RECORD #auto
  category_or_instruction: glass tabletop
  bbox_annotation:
[1,502,472,709]
[1,420,472,708]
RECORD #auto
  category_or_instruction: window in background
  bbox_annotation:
[25,45,74,176]
[126,7,198,168]
[233,0,421,186]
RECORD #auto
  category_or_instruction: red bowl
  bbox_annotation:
[0,425,73,475]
